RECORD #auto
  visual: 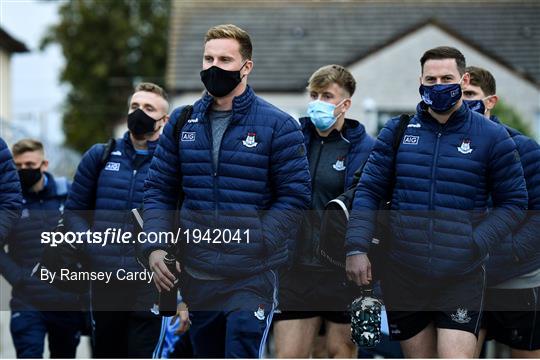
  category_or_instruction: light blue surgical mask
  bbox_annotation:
[307,100,345,131]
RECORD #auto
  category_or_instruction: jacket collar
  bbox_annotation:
[123,131,158,155]
[23,172,56,199]
[416,101,470,132]
[197,85,256,124]
[301,117,366,144]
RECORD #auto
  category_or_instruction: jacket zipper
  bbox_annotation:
[203,119,218,221]
[310,139,325,207]
[126,169,138,217]
[206,112,234,221]
[310,139,325,262]
[428,130,442,271]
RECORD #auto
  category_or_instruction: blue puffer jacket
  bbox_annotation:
[0,137,23,289]
[143,86,311,277]
[300,117,376,190]
[64,132,158,273]
[487,116,540,285]
[346,102,528,279]
[0,137,22,242]
[3,173,79,309]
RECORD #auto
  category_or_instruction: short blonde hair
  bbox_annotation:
[205,24,252,60]
[308,65,356,97]
[12,138,44,157]
[133,82,168,102]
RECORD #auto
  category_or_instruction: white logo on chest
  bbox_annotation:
[243,133,258,148]
[458,139,473,154]
[332,158,346,171]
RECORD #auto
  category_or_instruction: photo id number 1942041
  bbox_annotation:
[183,228,250,244]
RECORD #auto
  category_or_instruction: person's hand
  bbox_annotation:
[148,249,181,292]
[346,253,372,286]
[171,302,190,335]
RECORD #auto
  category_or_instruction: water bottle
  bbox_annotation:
[350,287,382,348]
[159,253,179,316]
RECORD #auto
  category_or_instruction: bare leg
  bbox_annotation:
[274,317,322,358]
[325,321,356,358]
[437,328,477,358]
[511,348,540,358]
[474,328,486,358]
[399,322,437,358]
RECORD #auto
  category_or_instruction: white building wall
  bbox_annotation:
[0,49,12,140]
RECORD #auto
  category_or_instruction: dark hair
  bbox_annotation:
[420,46,466,75]
[466,66,496,95]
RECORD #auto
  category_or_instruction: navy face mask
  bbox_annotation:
[464,99,486,115]
[419,81,463,113]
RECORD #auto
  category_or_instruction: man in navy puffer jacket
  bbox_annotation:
[2,139,83,358]
[0,136,22,252]
[463,66,540,358]
[273,65,375,358]
[345,47,528,358]
[64,83,169,357]
[142,24,311,358]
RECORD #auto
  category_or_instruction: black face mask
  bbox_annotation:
[200,63,246,98]
[128,108,160,137]
[18,168,43,191]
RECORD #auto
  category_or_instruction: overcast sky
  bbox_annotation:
[1,0,66,145]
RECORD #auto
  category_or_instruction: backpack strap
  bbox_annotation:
[392,114,411,154]
[386,114,411,191]
[174,105,193,145]
[349,114,411,190]
[99,138,116,171]
[171,105,193,242]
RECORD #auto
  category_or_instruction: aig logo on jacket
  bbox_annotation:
[403,135,419,145]
[181,132,196,142]
[104,162,120,171]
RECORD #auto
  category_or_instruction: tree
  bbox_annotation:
[492,99,533,138]
[41,0,170,152]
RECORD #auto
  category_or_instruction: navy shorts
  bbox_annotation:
[483,286,540,350]
[381,261,486,340]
